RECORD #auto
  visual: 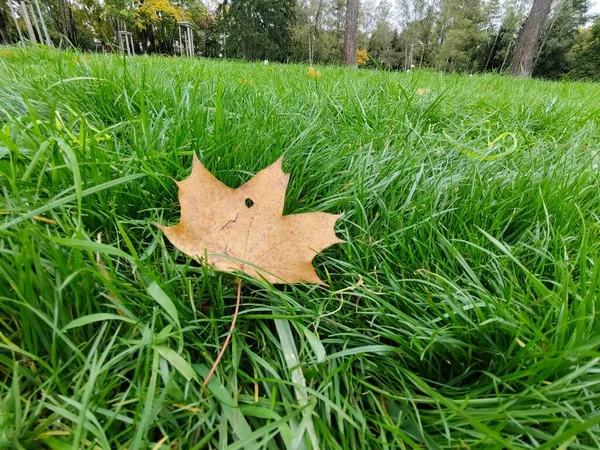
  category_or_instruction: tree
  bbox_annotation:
[403,13,436,68]
[569,19,600,80]
[50,0,79,46]
[73,0,114,50]
[0,0,11,44]
[343,0,359,65]
[481,6,525,72]
[533,0,589,79]
[508,0,553,76]
[368,19,394,65]
[361,0,389,34]
[222,0,296,61]
[395,0,438,66]
[134,0,183,54]
[189,5,219,57]
[291,0,346,64]
[434,0,488,72]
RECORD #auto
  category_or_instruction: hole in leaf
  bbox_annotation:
[245,198,254,208]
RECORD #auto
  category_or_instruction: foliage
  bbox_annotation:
[533,0,589,79]
[1,46,600,448]
[480,6,524,72]
[190,10,220,57]
[569,18,600,80]
[367,20,394,66]
[402,13,437,68]
[291,0,346,64]
[135,0,183,29]
[221,0,297,61]
[434,0,488,72]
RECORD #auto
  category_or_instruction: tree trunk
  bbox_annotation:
[67,2,77,46]
[0,0,11,44]
[57,0,68,45]
[56,0,77,47]
[509,0,553,77]
[343,0,359,66]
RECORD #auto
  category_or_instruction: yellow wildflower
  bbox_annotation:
[356,49,369,67]
[307,66,322,79]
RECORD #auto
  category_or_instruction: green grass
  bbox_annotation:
[1,45,600,449]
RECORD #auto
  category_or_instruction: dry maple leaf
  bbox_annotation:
[156,155,343,285]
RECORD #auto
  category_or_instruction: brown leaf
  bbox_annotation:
[157,155,343,285]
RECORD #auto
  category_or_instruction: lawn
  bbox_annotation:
[1,46,600,449]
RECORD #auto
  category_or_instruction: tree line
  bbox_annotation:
[0,0,598,80]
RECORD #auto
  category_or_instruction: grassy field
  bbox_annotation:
[1,46,600,449]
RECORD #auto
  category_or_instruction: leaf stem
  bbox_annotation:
[203,277,242,387]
